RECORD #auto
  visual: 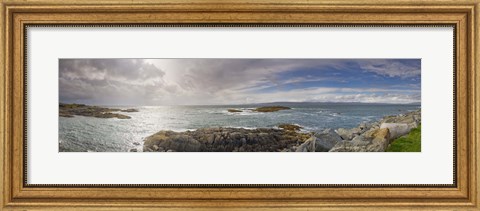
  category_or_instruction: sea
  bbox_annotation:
[58,102,421,152]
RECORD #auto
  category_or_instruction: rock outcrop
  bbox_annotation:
[296,136,316,152]
[227,106,292,113]
[329,128,391,152]
[141,109,420,152]
[329,109,420,152]
[143,127,313,152]
[59,103,138,119]
[314,128,342,152]
[335,127,363,140]
[278,124,302,132]
[380,123,414,139]
[144,131,202,152]
[252,106,291,112]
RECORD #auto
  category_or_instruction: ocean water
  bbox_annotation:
[59,102,421,152]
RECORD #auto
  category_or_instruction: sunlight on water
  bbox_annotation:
[59,103,420,152]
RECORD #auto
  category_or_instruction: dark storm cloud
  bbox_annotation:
[59,59,421,105]
[60,59,165,82]
[59,59,168,105]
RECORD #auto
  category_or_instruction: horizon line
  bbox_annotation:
[59,101,422,107]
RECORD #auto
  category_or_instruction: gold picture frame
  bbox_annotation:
[1,0,478,209]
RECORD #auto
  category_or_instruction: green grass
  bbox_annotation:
[386,125,421,152]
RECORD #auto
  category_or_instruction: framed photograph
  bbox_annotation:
[1,0,478,210]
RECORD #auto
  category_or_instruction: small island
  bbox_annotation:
[59,103,138,119]
[120,108,139,112]
[227,109,242,113]
[227,106,292,113]
[252,106,291,112]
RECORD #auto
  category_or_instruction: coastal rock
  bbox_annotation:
[330,110,420,152]
[143,127,310,152]
[140,109,421,153]
[129,148,138,152]
[380,123,415,139]
[252,106,291,112]
[278,124,302,132]
[94,112,131,119]
[121,108,139,112]
[59,111,74,118]
[144,131,202,152]
[227,109,242,113]
[381,110,421,125]
[295,136,316,152]
[335,127,362,140]
[371,128,391,150]
[329,141,362,152]
[329,128,390,152]
[358,122,374,131]
[314,128,342,152]
[59,103,137,119]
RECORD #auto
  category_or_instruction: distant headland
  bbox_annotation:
[59,103,138,119]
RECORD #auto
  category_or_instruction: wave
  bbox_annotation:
[59,104,420,152]
[226,126,258,130]
[222,109,262,116]
[329,112,342,117]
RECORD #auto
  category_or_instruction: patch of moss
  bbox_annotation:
[278,124,302,132]
[386,125,421,152]
[280,129,311,143]
[253,106,291,112]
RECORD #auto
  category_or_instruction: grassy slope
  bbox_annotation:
[386,125,421,152]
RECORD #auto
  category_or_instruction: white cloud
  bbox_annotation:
[358,59,420,78]
[59,59,420,105]
[209,87,420,105]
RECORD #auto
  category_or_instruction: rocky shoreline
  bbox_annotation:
[59,103,138,119]
[141,109,421,152]
[329,109,420,152]
[143,127,311,152]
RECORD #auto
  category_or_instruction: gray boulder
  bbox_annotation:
[358,122,374,131]
[314,129,342,152]
[329,128,390,152]
[350,134,372,146]
[380,123,414,139]
[335,127,362,140]
[381,110,421,125]
[296,136,316,152]
[328,109,420,152]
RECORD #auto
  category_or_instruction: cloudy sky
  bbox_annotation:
[59,59,421,105]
